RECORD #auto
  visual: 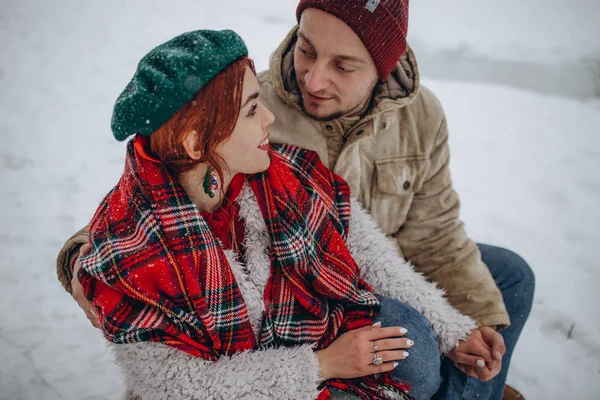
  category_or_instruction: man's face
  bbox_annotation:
[294,8,379,121]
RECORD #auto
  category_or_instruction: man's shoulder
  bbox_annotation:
[387,84,447,147]
[402,84,445,122]
[374,84,448,156]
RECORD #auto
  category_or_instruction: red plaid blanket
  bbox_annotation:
[79,137,411,399]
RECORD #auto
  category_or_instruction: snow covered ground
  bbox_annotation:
[1,1,599,399]
[408,0,600,98]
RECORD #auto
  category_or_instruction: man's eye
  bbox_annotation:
[299,47,315,58]
[337,65,355,74]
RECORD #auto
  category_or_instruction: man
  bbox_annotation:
[57,1,534,399]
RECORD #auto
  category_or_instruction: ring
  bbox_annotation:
[373,353,383,365]
[373,342,379,352]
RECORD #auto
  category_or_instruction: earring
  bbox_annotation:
[202,165,218,198]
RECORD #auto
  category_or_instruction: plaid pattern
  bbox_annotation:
[79,137,411,399]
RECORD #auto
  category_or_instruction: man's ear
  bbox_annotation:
[182,130,202,160]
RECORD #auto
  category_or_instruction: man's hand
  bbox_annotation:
[71,243,101,329]
[448,327,506,382]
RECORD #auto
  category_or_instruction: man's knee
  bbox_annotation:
[505,250,536,328]
[513,251,535,296]
[479,245,536,320]
[376,295,442,399]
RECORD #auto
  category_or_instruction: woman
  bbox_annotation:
[73,30,475,400]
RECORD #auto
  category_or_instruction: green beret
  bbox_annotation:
[111,29,248,141]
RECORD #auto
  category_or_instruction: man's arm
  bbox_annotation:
[56,225,89,294]
[395,116,510,329]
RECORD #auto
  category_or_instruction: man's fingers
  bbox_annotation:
[450,351,487,368]
[464,341,495,365]
[87,310,101,327]
[74,283,100,324]
[481,328,505,362]
[79,243,92,256]
[72,243,101,330]
[84,306,102,329]
[465,367,479,380]
[453,362,478,379]
[492,342,506,361]
[89,315,102,329]
[475,366,499,382]
[481,327,506,358]
[85,306,99,318]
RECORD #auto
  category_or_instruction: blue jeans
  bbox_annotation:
[331,244,535,400]
[432,244,535,400]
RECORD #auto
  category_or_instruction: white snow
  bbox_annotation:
[409,0,600,65]
[1,1,599,399]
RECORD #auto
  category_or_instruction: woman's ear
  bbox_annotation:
[182,130,202,160]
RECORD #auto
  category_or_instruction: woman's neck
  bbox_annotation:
[178,164,233,213]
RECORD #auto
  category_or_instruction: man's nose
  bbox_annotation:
[304,61,330,94]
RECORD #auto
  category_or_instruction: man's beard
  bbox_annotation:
[301,101,348,122]
[297,80,378,122]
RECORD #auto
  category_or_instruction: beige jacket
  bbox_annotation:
[57,27,509,329]
[257,27,509,329]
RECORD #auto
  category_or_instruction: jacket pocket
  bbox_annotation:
[370,156,430,234]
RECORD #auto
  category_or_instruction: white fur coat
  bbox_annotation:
[114,185,476,400]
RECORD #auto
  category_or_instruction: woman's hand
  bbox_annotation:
[71,243,101,329]
[314,322,413,380]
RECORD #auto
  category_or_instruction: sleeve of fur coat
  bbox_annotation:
[346,199,477,354]
[113,342,323,400]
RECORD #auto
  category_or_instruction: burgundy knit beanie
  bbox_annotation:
[296,0,409,80]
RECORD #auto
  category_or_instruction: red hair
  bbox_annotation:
[149,57,256,185]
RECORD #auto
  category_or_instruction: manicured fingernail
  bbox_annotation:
[403,351,409,357]
[399,327,408,334]
[476,359,485,367]
[393,362,399,368]
[406,339,414,346]
[496,351,502,359]
[373,321,382,327]
[89,309,97,317]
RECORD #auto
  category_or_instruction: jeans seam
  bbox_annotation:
[460,376,476,400]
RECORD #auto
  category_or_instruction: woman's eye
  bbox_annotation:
[248,104,258,117]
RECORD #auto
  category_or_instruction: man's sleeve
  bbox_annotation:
[56,225,89,294]
[394,116,510,329]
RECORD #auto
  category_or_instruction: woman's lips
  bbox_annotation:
[258,133,270,150]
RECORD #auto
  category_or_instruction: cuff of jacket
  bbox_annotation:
[56,226,89,294]
[475,313,511,332]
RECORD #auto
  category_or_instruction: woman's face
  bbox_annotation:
[217,66,275,176]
